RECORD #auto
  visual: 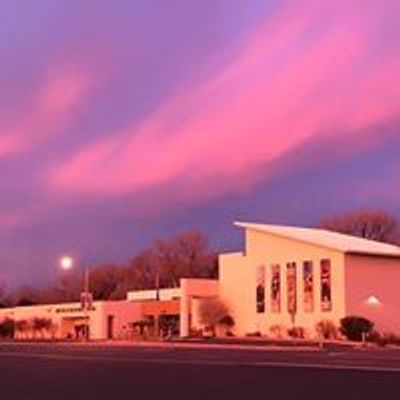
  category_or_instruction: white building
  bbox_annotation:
[218,222,400,337]
[0,301,142,340]
[1,222,400,340]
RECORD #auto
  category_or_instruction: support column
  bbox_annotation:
[180,295,190,337]
[180,279,190,337]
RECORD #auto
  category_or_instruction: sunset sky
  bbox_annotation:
[0,0,399,285]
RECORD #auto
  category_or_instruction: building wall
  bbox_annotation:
[180,278,219,337]
[345,254,400,334]
[98,301,143,339]
[219,229,346,337]
[127,288,180,302]
[0,301,143,340]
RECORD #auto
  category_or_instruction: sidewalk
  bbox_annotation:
[73,340,322,352]
[1,337,373,352]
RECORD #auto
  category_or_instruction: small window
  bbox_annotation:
[321,259,332,312]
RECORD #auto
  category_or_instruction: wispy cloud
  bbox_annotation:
[50,0,400,210]
[0,68,90,157]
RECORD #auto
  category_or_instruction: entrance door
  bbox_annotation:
[107,315,114,339]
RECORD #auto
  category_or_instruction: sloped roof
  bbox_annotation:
[235,222,400,257]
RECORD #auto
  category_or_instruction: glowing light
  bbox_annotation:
[366,295,381,306]
[60,256,74,270]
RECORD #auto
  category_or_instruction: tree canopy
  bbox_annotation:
[8,230,218,305]
[319,209,399,244]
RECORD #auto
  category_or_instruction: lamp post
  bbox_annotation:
[60,256,91,341]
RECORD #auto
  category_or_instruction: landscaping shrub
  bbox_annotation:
[315,320,338,340]
[245,331,262,337]
[219,315,235,336]
[372,333,400,347]
[189,328,203,338]
[269,325,286,339]
[198,298,231,337]
[0,318,15,338]
[32,317,52,338]
[288,326,305,339]
[340,316,374,341]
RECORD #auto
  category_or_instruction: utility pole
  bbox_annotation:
[154,270,160,338]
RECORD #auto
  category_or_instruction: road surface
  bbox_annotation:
[0,342,399,399]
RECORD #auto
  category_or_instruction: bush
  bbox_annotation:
[288,326,305,339]
[340,316,374,342]
[189,328,203,338]
[372,333,400,347]
[315,320,338,340]
[245,331,262,337]
[31,317,52,338]
[219,315,235,336]
[0,318,15,338]
[269,325,286,339]
[198,298,230,337]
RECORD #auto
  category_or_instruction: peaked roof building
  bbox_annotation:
[234,222,400,257]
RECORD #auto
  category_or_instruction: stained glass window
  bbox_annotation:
[256,265,265,313]
[287,262,297,315]
[321,259,332,312]
[303,261,314,312]
[271,264,281,313]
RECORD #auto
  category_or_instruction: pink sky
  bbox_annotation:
[0,0,399,284]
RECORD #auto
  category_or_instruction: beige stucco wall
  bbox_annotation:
[345,254,400,334]
[127,288,180,302]
[180,278,219,337]
[0,301,142,340]
[95,301,143,339]
[219,229,346,337]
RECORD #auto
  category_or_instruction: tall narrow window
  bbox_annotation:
[256,265,265,313]
[271,264,281,313]
[321,259,332,312]
[287,262,297,315]
[303,261,314,312]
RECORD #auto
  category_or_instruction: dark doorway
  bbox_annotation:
[107,315,114,339]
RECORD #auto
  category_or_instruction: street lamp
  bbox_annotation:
[59,255,92,340]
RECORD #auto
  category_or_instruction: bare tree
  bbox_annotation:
[320,209,399,244]
[32,317,52,339]
[0,282,10,307]
[198,298,231,336]
[15,319,29,339]
[87,264,124,300]
[7,231,218,303]
[152,231,218,288]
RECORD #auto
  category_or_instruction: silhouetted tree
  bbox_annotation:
[7,231,218,303]
[152,231,218,288]
[32,317,52,338]
[198,298,231,336]
[15,319,29,339]
[320,209,399,244]
[0,282,12,307]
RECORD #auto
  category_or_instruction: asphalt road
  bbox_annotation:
[0,342,400,400]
